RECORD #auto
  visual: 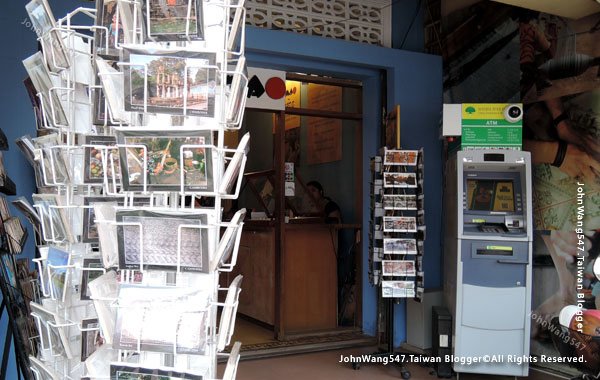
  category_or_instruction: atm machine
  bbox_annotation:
[443,149,532,377]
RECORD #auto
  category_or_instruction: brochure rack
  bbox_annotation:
[19,0,249,379]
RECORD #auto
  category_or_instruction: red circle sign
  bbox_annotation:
[265,77,286,100]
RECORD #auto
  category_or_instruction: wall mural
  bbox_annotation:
[440,1,600,373]
[521,10,600,372]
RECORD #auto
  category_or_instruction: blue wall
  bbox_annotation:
[246,27,442,347]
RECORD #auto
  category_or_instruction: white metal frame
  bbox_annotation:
[25,0,247,378]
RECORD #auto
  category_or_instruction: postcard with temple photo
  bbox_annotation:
[143,0,204,42]
[123,48,217,118]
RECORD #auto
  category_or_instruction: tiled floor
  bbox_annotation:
[222,346,571,380]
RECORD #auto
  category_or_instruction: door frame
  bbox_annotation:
[245,25,443,346]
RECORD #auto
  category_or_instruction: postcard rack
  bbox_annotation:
[368,148,426,300]
[18,0,249,379]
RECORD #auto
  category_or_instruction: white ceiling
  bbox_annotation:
[492,0,600,19]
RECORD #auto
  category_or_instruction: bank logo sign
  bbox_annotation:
[461,103,523,150]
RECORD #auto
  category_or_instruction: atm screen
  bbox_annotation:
[466,179,515,212]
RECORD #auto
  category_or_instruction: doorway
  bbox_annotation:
[226,72,368,353]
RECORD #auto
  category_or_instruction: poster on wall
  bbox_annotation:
[440,1,520,104]
[520,12,600,104]
[307,83,342,164]
[521,10,600,368]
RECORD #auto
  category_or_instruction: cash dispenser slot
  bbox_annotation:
[477,223,508,234]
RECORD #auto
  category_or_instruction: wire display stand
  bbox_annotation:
[18,0,249,378]
[356,147,426,379]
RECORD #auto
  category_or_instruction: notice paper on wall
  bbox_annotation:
[284,162,294,196]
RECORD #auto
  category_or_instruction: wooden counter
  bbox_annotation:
[230,222,338,335]
[234,225,276,325]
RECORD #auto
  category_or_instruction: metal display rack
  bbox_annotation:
[359,148,426,379]
[18,0,249,379]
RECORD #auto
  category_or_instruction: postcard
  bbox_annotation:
[32,194,73,243]
[383,149,418,166]
[227,0,246,54]
[87,271,119,345]
[94,202,119,268]
[225,56,247,124]
[92,84,111,126]
[123,48,217,117]
[24,76,41,110]
[0,196,10,221]
[32,133,70,185]
[219,132,249,194]
[15,135,37,166]
[114,284,210,354]
[29,301,73,358]
[383,216,417,233]
[5,217,26,254]
[212,208,246,271]
[110,363,204,380]
[25,0,70,72]
[82,196,151,243]
[72,84,94,135]
[94,0,124,58]
[23,77,45,130]
[23,52,69,127]
[143,0,204,41]
[83,135,121,184]
[29,355,60,380]
[383,238,417,255]
[381,280,415,298]
[382,172,417,188]
[117,129,214,192]
[80,318,104,362]
[96,58,129,124]
[217,274,243,351]
[381,260,416,277]
[92,64,123,126]
[116,209,211,272]
[1,255,17,289]
[80,258,104,301]
[117,0,144,44]
[47,246,70,302]
[382,194,417,210]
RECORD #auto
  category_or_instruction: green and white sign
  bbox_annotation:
[461,103,523,150]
